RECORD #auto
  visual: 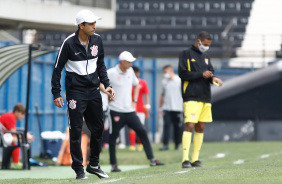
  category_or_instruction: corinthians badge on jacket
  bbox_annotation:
[69,99,77,110]
[205,58,209,65]
[90,45,98,56]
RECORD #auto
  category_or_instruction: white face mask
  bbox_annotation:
[198,40,209,53]
[164,73,170,79]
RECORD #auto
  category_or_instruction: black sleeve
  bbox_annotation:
[208,55,214,74]
[178,50,203,81]
[51,41,69,99]
[97,37,110,88]
[207,55,215,83]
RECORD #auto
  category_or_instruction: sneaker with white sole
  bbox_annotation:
[11,162,22,169]
[191,160,203,167]
[129,145,136,151]
[159,145,169,151]
[137,144,143,151]
[150,159,165,166]
[76,172,88,180]
[86,165,110,179]
[111,164,121,172]
[182,160,192,168]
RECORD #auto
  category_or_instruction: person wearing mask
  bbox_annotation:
[159,65,183,151]
[178,31,223,168]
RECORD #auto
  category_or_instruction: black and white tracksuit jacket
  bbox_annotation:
[51,29,110,101]
[178,45,214,103]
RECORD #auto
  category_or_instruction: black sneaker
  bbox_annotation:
[159,145,169,151]
[182,160,192,168]
[150,159,165,166]
[175,145,181,151]
[111,164,121,172]
[191,160,203,167]
[76,172,88,180]
[86,165,110,179]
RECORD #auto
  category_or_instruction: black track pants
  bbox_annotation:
[67,98,104,174]
[162,111,183,148]
[109,110,154,165]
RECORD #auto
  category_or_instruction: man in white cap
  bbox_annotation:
[51,10,115,179]
[107,51,164,172]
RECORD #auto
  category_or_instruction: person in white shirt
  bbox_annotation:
[107,51,164,172]
[159,65,184,151]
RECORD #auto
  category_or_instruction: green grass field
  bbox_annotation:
[1,142,282,184]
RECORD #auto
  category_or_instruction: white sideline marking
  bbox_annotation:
[260,154,270,158]
[142,175,154,178]
[102,177,123,183]
[272,151,282,156]
[258,151,282,159]
[233,159,244,165]
[215,153,226,158]
[175,168,195,174]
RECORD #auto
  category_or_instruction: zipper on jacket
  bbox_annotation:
[79,40,89,75]
[86,44,89,75]
[85,43,89,99]
[86,57,89,75]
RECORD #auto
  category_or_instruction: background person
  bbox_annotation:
[178,31,223,168]
[159,65,183,151]
[99,83,110,149]
[0,103,34,169]
[128,66,151,151]
[107,51,164,172]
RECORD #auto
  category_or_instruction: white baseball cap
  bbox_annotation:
[119,51,136,62]
[75,10,101,25]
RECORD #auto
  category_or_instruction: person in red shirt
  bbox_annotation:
[129,66,151,151]
[0,103,34,168]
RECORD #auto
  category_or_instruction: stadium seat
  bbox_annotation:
[145,18,156,26]
[164,2,175,11]
[179,2,190,12]
[206,17,221,27]
[159,18,172,26]
[195,2,206,12]
[225,2,237,11]
[149,2,161,12]
[210,2,223,12]
[133,2,145,11]
[175,18,188,27]
[130,18,142,26]
[116,19,126,27]
[118,2,131,11]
